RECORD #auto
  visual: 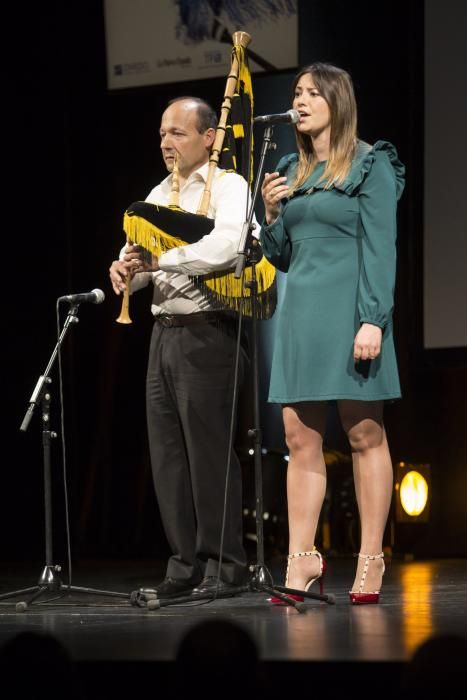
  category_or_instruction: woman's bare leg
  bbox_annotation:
[283,402,328,589]
[338,400,392,592]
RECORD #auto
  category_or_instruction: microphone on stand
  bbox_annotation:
[58,289,105,305]
[253,109,300,125]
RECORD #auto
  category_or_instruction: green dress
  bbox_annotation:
[260,140,405,403]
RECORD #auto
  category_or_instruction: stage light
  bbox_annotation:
[400,471,429,516]
[394,462,431,523]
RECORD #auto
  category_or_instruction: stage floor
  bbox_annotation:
[1,556,466,698]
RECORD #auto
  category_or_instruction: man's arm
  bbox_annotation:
[157,172,255,276]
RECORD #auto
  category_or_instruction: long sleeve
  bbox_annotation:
[259,153,296,272]
[357,150,401,329]
[260,214,292,272]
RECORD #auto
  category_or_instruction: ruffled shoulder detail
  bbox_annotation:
[274,153,298,178]
[337,140,405,199]
[271,142,405,200]
[289,140,405,199]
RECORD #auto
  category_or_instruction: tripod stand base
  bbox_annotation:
[0,565,131,612]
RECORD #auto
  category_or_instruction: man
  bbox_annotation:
[109,97,251,598]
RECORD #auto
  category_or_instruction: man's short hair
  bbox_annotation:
[167,97,218,133]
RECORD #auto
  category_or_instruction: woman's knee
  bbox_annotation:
[282,403,327,456]
[284,424,323,457]
[346,420,385,453]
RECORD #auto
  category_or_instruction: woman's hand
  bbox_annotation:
[353,323,383,361]
[261,172,290,224]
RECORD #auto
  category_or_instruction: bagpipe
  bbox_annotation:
[116,30,277,324]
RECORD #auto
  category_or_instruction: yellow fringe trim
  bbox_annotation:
[123,211,187,256]
[202,255,276,299]
[194,253,276,319]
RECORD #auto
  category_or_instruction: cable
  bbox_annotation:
[55,300,74,589]
[213,118,254,597]
[214,284,247,598]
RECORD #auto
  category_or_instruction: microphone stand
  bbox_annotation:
[132,125,335,612]
[0,304,130,611]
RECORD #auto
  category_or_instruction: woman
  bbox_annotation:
[260,63,405,604]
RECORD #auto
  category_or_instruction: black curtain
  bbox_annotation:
[3,1,466,563]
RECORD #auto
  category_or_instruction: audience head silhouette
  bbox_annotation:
[402,633,467,697]
[176,619,260,697]
[0,630,82,699]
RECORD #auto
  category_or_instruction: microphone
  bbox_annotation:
[253,109,299,125]
[58,288,105,305]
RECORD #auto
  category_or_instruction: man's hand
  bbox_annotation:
[109,246,160,296]
[109,259,131,295]
[123,245,159,273]
[353,323,383,362]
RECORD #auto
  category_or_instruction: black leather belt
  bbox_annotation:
[154,311,236,328]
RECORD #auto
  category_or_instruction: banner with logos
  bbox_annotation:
[104,0,298,90]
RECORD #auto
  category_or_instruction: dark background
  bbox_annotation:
[3,1,466,566]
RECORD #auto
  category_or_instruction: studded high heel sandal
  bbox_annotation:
[349,552,385,604]
[271,548,327,605]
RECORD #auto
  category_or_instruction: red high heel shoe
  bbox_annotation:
[271,548,326,605]
[349,552,385,604]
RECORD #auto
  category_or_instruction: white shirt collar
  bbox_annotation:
[161,160,212,192]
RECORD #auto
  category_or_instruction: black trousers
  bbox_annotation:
[146,317,247,584]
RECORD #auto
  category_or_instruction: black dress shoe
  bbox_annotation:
[139,577,195,600]
[191,576,241,597]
